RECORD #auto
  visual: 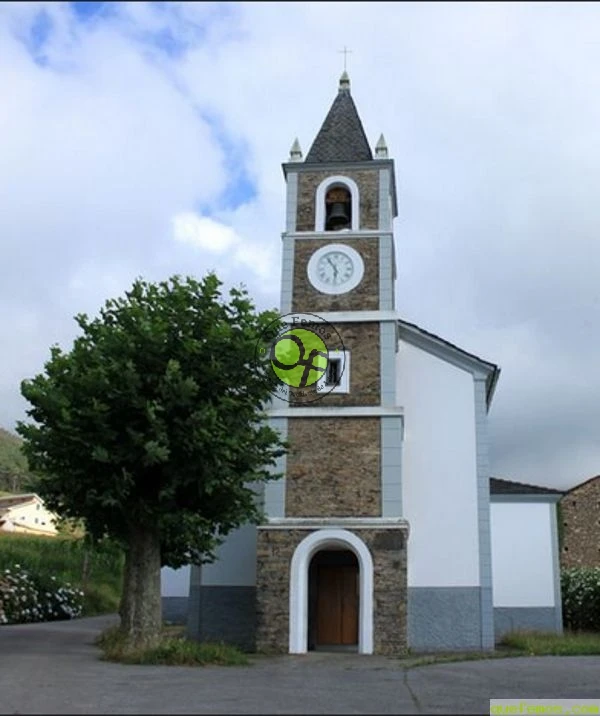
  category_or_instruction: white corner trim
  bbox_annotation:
[315,175,360,231]
[282,310,400,323]
[261,517,409,531]
[266,406,404,418]
[288,528,374,654]
[283,230,394,240]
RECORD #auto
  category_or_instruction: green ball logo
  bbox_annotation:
[270,328,328,388]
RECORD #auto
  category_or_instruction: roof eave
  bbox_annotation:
[397,319,499,406]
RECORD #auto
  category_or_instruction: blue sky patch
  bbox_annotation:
[70,2,108,21]
[24,9,53,66]
[200,109,258,212]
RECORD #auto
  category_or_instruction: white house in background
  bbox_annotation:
[0,493,59,536]
[490,477,563,640]
[161,72,564,653]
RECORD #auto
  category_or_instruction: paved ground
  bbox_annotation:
[1,616,600,714]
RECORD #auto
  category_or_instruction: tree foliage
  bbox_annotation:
[0,428,35,493]
[16,273,285,647]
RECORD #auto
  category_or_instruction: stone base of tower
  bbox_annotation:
[256,520,408,656]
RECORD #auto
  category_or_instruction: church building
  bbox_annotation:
[161,72,563,654]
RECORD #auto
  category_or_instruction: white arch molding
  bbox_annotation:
[288,528,374,654]
[315,175,360,232]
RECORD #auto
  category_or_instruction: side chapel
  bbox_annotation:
[162,72,563,653]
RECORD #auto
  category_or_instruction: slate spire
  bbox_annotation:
[305,72,373,164]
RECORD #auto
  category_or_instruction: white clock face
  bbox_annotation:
[306,244,365,295]
[317,250,354,287]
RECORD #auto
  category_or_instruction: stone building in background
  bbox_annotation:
[560,475,600,568]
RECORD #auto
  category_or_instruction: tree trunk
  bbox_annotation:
[81,549,91,591]
[119,545,135,630]
[118,524,162,651]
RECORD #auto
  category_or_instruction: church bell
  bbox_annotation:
[326,202,351,230]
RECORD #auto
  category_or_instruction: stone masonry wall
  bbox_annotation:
[291,237,379,313]
[289,322,380,407]
[285,417,381,517]
[296,169,380,232]
[560,477,600,568]
[255,527,407,655]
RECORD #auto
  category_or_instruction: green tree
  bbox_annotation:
[0,428,32,493]
[16,274,285,650]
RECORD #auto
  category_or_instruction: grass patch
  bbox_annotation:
[400,648,521,669]
[0,532,123,616]
[500,630,600,656]
[96,625,249,666]
[402,631,600,668]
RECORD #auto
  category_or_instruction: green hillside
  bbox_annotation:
[0,427,31,493]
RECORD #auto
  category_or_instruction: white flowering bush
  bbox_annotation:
[561,567,600,632]
[0,565,84,625]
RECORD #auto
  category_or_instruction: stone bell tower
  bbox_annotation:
[256,72,408,655]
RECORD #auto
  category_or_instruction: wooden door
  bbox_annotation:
[316,564,358,645]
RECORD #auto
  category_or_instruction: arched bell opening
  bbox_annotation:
[314,175,360,232]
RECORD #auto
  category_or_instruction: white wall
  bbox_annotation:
[201,524,257,586]
[161,565,191,598]
[491,502,556,607]
[397,341,480,587]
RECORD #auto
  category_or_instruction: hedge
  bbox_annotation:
[561,567,600,632]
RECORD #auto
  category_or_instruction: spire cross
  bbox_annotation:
[338,46,352,72]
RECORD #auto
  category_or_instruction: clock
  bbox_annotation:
[306,244,364,295]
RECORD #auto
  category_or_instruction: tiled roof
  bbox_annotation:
[0,493,38,508]
[490,477,563,496]
[305,75,373,164]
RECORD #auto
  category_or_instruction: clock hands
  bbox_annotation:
[326,257,338,283]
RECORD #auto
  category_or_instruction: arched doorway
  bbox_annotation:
[288,529,374,654]
[308,549,358,651]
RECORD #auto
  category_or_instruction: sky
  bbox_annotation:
[1,1,599,490]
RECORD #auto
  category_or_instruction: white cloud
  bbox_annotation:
[173,213,239,254]
[172,211,280,284]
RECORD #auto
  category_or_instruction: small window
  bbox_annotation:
[36,504,40,511]
[317,350,350,394]
[35,518,39,524]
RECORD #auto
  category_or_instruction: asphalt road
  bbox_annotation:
[1,616,599,714]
